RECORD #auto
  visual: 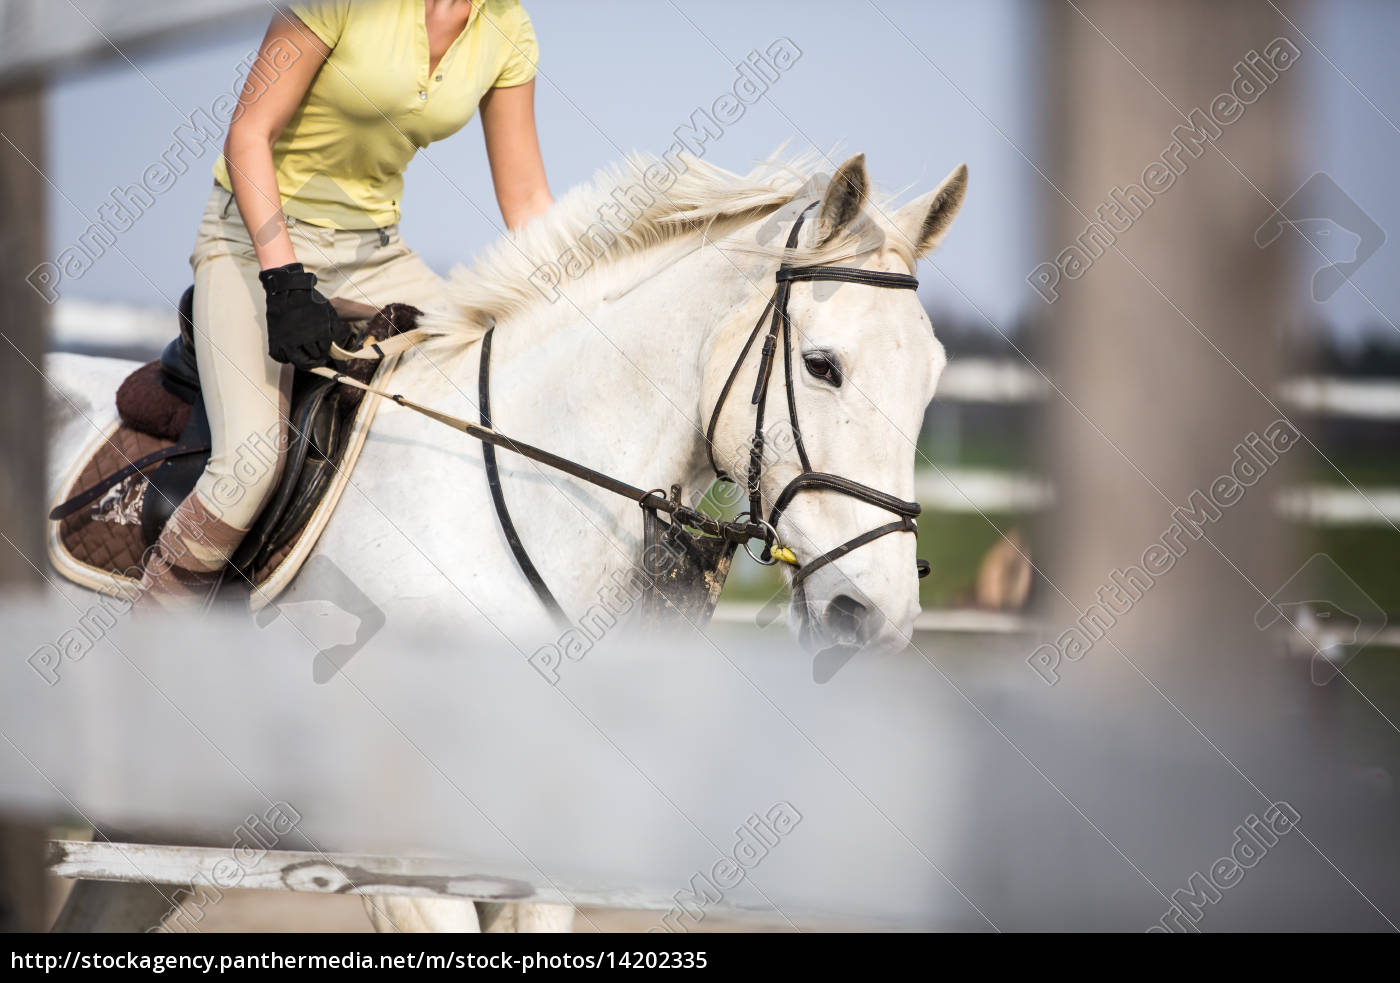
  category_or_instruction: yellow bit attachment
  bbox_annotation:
[770,545,799,566]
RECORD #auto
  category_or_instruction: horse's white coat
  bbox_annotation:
[42,154,967,932]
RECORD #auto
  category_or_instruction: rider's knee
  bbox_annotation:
[198,417,289,531]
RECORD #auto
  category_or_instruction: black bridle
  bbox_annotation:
[317,201,930,624]
[704,202,929,588]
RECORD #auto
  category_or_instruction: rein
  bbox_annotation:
[317,201,929,617]
[312,363,771,543]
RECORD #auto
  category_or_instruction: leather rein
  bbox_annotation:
[318,201,929,620]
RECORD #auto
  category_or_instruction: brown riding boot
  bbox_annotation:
[137,493,246,610]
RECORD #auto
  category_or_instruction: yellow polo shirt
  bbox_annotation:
[214,0,538,229]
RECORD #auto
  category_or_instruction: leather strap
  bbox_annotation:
[49,441,211,521]
[479,326,568,626]
[776,266,922,288]
[315,368,668,504]
[768,471,921,531]
[703,296,773,481]
[329,326,436,362]
[790,517,916,588]
[310,198,932,597]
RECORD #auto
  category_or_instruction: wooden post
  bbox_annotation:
[1040,2,1300,680]
[0,80,51,933]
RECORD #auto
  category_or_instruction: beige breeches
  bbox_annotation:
[140,185,447,605]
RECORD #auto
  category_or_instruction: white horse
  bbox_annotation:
[44,151,967,932]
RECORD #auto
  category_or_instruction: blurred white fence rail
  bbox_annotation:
[2,598,989,929]
[1279,377,1400,420]
[7,597,1397,930]
[47,840,554,906]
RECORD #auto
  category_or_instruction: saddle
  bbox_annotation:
[48,287,419,601]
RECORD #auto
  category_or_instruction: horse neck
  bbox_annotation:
[473,241,767,513]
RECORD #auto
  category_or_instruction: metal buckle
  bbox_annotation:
[739,515,782,566]
[638,487,670,509]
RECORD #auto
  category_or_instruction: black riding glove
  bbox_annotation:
[258,263,346,371]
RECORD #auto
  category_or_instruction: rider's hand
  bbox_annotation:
[258,263,346,371]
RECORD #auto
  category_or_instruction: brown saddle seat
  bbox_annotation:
[49,287,418,594]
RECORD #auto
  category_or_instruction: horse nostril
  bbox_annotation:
[824,593,867,641]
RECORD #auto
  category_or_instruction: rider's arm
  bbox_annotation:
[479,78,553,231]
[221,14,331,270]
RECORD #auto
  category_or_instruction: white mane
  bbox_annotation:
[421,150,907,347]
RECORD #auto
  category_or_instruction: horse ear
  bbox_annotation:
[894,163,969,258]
[814,154,869,245]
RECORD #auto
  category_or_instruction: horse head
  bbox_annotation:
[704,154,968,661]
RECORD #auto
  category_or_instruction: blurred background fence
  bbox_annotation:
[4,0,1399,932]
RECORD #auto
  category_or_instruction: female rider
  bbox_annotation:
[142,0,552,603]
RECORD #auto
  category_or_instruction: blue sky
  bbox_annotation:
[39,1,1400,342]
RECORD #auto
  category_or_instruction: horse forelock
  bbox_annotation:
[417,149,914,349]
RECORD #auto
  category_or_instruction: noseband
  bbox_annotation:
[704,203,929,588]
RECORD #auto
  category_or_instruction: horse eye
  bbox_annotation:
[803,352,841,387]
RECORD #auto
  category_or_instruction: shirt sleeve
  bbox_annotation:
[286,0,351,48]
[492,4,539,88]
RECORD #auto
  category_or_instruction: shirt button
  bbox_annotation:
[435,74,443,81]
[419,90,427,100]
